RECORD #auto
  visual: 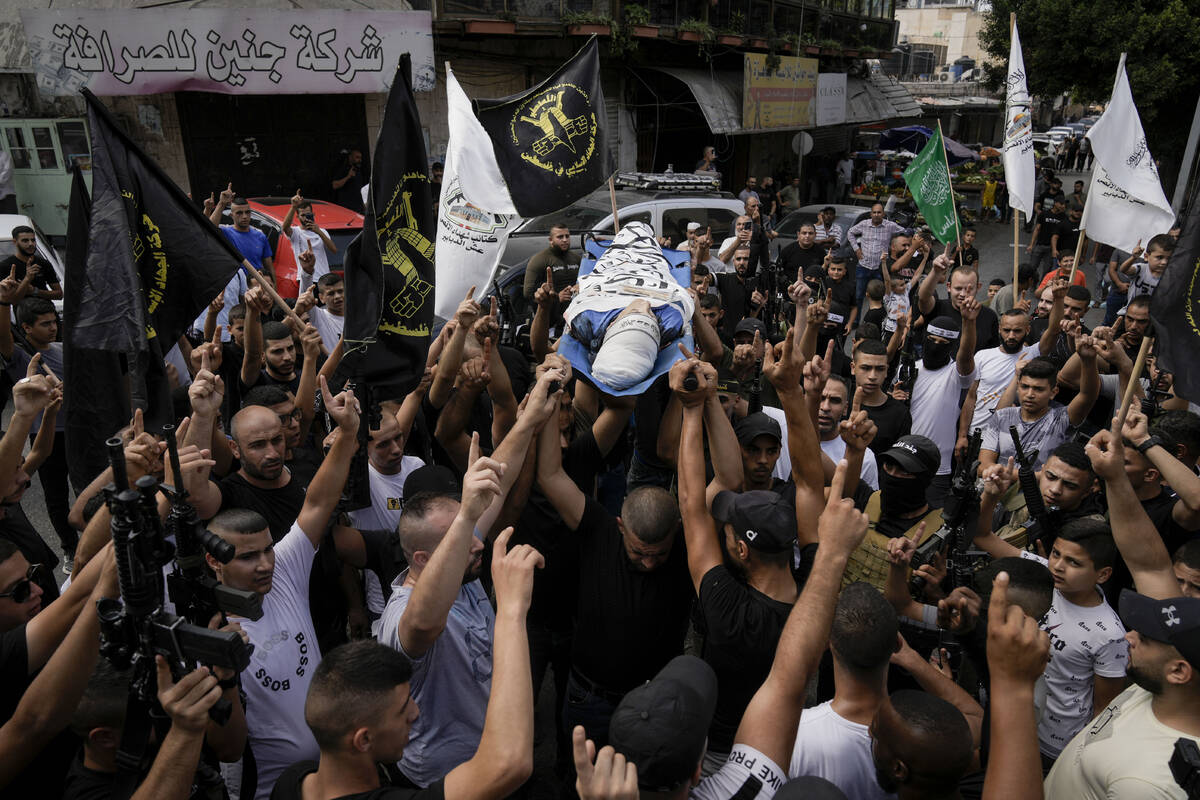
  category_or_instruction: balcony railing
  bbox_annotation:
[435,0,897,52]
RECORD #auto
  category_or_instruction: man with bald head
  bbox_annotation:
[203,378,362,800]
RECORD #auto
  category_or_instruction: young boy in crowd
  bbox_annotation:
[861,279,887,331]
[985,278,1006,307]
[805,254,857,332]
[1118,233,1175,314]
[883,275,911,327]
[958,226,980,269]
[1037,253,1087,291]
[972,463,1128,769]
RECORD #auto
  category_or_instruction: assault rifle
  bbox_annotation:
[1011,425,1060,552]
[909,427,983,594]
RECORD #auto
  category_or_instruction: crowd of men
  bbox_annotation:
[0,163,1199,800]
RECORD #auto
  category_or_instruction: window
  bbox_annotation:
[32,127,58,170]
[57,121,91,171]
[4,128,30,170]
[598,209,651,235]
[663,206,739,246]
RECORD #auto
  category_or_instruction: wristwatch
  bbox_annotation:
[1134,436,1162,455]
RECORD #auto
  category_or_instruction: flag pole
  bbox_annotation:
[608,174,620,232]
[936,119,962,259]
[1013,210,1021,303]
[1117,334,1153,429]
[1009,14,1021,304]
[1068,226,1087,284]
[243,259,307,329]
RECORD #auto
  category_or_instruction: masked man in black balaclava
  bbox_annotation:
[871,435,943,539]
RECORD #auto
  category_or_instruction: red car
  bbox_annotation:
[220,197,364,299]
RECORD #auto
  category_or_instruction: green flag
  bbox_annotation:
[902,127,960,244]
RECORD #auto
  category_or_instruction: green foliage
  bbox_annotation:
[623,3,651,25]
[561,9,610,25]
[679,18,716,40]
[979,0,1200,169]
[719,11,747,35]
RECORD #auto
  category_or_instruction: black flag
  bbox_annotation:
[78,90,243,356]
[1151,184,1200,404]
[474,37,613,217]
[339,55,434,400]
[63,165,131,490]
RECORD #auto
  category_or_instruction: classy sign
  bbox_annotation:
[20,9,434,95]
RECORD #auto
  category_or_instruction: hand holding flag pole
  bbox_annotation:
[241,259,306,330]
[935,119,962,261]
[1116,334,1153,430]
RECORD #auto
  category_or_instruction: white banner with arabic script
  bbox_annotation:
[19,9,434,96]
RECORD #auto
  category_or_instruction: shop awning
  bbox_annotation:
[648,67,744,135]
[650,67,920,136]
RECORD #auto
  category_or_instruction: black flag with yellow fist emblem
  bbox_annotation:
[339,54,434,400]
[473,37,614,217]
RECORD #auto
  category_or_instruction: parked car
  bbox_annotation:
[488,172,746,326]
[770,203,874,262]
[498,172,745,270]
[218,197,364,298]
[0,213,66,313]
[1046,126,1075,144]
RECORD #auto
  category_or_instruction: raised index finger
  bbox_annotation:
[25,352,41,379]
[132,407,144,438]
[988,571,1011,629]
[464,284,476,301]
[468,430,480,466]
[200,346,212,373]
[827,458,849,505]
[851,385,864,416]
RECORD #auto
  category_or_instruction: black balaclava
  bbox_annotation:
[922,315,961,371]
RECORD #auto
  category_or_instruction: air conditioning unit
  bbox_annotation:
[939,72,950,82]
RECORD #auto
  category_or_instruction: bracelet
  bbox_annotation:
[1135,436,1162,455]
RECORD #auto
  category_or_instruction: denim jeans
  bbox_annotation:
[562,670,622,749]
[1104,290,1128,326]
[856,267,882,313]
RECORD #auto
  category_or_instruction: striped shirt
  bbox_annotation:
[847,219,905,272]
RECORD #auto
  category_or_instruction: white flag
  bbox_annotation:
[1002,22,1035,215]
[434,67,523,321]
[1081,54,1174,253]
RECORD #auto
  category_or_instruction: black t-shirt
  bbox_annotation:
[571,496,693,691]
[923,298,1000,352]
[217,471,306,541]
[1034,211,1063,246]
[778,242,825,279]
[361,527,407,604]
[331,161,369,212]
[716,273,754,340]
[803,267,856,313]
[1143,489,1197,561]
[61,751,115,800]
[697,564,792,753]
[875,507,939,540]
[0,624,28,719]
[0,255,54,291]
[271,761,445,800]
[862,306,886,332]
[512,429,602,629]
[632,374,673,472]
[1054,219,1083,254]
[864,396,912,455]
[241,369,301,397]
[219,340,246,422]
[958,246,979,268]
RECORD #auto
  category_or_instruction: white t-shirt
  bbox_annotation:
[691,744,786,800]
[764,407,877,490]
[289,226,331,287]
[820,436,879,491]
[309,306,344,354]
[788,701,896,800]
[236,521,321,800]
[1122,260,1162,311]
[911,361,978,475]
[347,457,424,622]
[1020,553,1129,757]
[1046,685,1199,799]
[969,344,1040,431]
[379,573,495,787]
[883,291,910,323]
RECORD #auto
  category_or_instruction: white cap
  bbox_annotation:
[592,312,661,390]
[686,222,702,232]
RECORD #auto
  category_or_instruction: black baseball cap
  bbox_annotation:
[403,465,461,500]
[880,435,940,477]
[733,412,782,446]
[1119,590,1200,669]
[711,490,796,554]
[734,318,767,340]
[609,655,718,791]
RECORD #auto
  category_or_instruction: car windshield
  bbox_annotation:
[776,213,818,236]
[326,230,360,268]
[518,201,611,236]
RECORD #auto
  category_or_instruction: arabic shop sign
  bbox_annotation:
[742,54,818,132]
[19,9,435,96]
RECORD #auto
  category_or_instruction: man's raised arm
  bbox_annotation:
[295,375,361,543]
[730,460,869,772]
[674,358,724,593]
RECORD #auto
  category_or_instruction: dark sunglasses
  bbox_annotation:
[737,222,753,230]
[0,564,42,603]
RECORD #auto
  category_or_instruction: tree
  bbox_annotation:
[979,0,1200,193]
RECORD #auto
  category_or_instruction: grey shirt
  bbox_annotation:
[982,404,1073,467]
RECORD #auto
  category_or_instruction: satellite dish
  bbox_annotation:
[791,131,814,156]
